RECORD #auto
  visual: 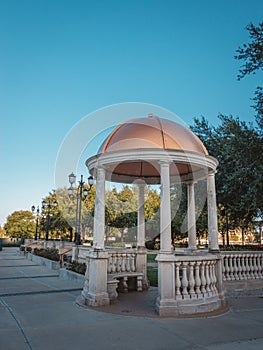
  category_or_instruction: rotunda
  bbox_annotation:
[82,114,225,316]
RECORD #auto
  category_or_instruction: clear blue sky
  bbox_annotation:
[0,0,262,225]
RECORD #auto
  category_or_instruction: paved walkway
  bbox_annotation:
[1,247,263,350]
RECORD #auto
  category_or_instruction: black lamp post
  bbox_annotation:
[42,199,58,241]
[68,173,94,245]
[31,205,40,240]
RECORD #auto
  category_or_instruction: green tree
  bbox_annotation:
[41,191,72,240]
[191,115,263,243]
[0,225,7,237]
[170,183,187,241]
[109,185,138,243]
[144,187,160,240]
[4,211,35,239]
[235,22,263,127]
[55,185,96,241]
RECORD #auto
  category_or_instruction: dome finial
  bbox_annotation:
[148,113,154,118]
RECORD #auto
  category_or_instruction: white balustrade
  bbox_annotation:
[77,246,92,263]
[173,256,219,301]
[107,250,137,274]
[222,252,263,281]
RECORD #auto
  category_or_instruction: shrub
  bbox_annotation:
[33,248,60,261]
[145,240,155,250]
[154,243,160,250]
[67,261,87,275]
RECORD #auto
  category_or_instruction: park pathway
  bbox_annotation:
[1,247,263,350]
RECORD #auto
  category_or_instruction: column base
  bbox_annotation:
[83,292,110,307]
[156,297,227,317]
[185,248,199,255]
[81,249,110,307]
[209,249,220,253]
[136,246,149,289]
[71,245,79,261]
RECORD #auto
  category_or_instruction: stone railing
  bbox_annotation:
[221,252,263,281]
[173,255,222,301]
[107,249,137,274]
[77,246,92,263]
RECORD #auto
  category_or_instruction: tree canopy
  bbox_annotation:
[4,211,35,239]
[235,22,263,128]
[191,114,263,235]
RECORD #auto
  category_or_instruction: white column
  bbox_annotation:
[160,161,172,253]
[137,183,146,247]
[207,172,219,251]
[93,166,105,249]
[187,181,197,250]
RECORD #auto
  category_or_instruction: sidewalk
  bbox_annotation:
[1,247,263,350]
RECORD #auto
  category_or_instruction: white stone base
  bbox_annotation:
[81,249,110,307]
[83,292,110,307]
[156,295,225,316]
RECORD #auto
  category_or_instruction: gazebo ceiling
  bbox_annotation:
[86,115,218,184]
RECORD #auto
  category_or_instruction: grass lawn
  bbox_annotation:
[147,266,158,286]
[147,253,158,286]
[147,253,157,263]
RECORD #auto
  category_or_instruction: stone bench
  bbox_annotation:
[107,272,143,302]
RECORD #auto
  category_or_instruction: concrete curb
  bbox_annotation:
[26,252,61,270]
[59,268,85,284]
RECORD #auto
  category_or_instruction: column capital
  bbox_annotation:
[135,179,147,188]
[208,170,217,177]
[95,165,106,174]
[185,179,197,185]
[158,159,172,168]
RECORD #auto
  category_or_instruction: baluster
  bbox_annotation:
[181,262,189,299]
[188,261,196,298]
[209,260,215,295]
[240,254,246,280]
[249,254,255,279]
[175,262,182,300]
[200,261,207,296]
[225,255,230,281]
[229,254,234,280]
[131,253,136,272]
[222,256,226,281]
[194,261,201,297]
[213,260,218,295]
[126,254,131,272]
[257,254,262,278]
[121,253,126,272]
[253,254,259,279]
[233,255,238,280]
[115,253,120,272]
[236,254,242,280]
[111,254,117,273]
[244,254,249,279]
[205,261,211,296]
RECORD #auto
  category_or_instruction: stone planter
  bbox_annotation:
[27,252,60,270]
[59,268,85,284]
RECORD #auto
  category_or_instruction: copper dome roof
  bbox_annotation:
[98,115,208,155]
